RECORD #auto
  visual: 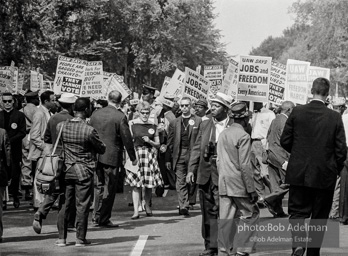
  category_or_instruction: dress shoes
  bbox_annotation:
[13,198,20,208]
[179,208,189,216]
[263,200,278,217]
[33,212,42,234]
[291,247,305,256]
[75,239,91,247]
[276,212,289,218]
[131,215,140,220]
[55,239,67,247]
[199,249,218,256]
[98,220,119,228]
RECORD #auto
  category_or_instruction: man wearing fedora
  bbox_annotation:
[187,92,234,256]
[166,97,202,215]
[33,93,76,234]
[217,102,259,256]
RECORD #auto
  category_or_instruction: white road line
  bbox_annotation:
[130,235,148,256]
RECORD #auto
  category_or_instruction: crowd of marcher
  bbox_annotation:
[0,77,347,256]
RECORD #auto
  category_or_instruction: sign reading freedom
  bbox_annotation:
[237,55,272,102]
[183,67,210,101]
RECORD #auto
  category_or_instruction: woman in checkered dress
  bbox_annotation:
[125,101,163,218]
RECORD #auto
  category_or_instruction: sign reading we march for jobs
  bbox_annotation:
[53,56,87,96]
[237,55,272,102]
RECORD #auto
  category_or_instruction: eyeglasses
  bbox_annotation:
[3,100,12,103]
[180,104,189,107]
[140,111,150,115]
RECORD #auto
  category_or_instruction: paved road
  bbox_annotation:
[1,187,348,256]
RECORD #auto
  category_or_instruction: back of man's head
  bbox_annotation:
[74,98,90,112]
[311,77,330,97]
[108,90,122,105]
[280,101,295,113]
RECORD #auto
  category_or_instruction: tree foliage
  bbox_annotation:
[0,0,227,91]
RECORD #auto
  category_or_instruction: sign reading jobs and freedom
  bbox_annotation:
[53,56,87,96]
[285,59,310,105]
[307,66,330,98]
[220,58,238,98]
[183,67,210,101]
[237,55,272,102]
[81,61,103,99]
[204,65,223,93]
[269,62,286,105]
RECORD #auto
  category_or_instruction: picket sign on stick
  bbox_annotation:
[220,58,238,99]
[204,65,223,94]
[183,67,210,102]
[237,55,272,103]
[269,61,287,105]
[53,55,87,96]
[81,61,103,99]
[165,68,185,99]
[285,59,310,105]
[104,75,132,100]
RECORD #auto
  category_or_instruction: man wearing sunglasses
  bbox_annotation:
[0,92,26,208]
[166,97,202,216]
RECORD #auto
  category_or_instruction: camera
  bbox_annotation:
[203,141,217,162]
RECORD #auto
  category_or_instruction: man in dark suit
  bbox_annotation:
[90,90,137,227]
[263,101,295,217]
[281,77,347,256]
[0,92,26,208]
[166,97,202,215]
[187,92,234,256]
[0,128,11,242]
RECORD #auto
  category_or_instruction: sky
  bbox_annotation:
[213,0,297,56]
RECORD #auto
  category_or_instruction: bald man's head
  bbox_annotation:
[108,90,122,105]
[280,101,295,115]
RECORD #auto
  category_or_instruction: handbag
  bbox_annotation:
[35,123,65,194]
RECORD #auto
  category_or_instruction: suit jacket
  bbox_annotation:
[280,100,347,190]
[28,105,51,160]
[0,109,26,162]
[188,117,234,186]
[90,105,136,167]
[0,128,11,187]
[267,113,290,169]
[166,114,202,169]
[217,123,254,197]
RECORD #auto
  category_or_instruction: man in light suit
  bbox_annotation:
[263,101,295,218]
[166,97,202,215]
[28,90,56,209]
[217,102,259,256]
[90,90,137,227]
[281,78,347,256]
[187,92,234,256]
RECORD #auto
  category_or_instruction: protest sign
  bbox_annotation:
[183,67,210,101]
[0,67,11,93]
[307,66,330,98]
[158,76,171,100]
[269,62,286,105]
[104,75,132,100]
[166,68,185,98]
[237,55,272,102]
[220,58,238,99]
[17,71,24,91]
[81,61,103,99]
[204,65,223,94]
[285,59,310,104]
[53,55,87,96]
[30,71,41,91]
[133,92,139,100]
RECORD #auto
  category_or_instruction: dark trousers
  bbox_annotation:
[9,159,21,200]
[199,178,219,251]
[93,162,118,225]
[175,149,196,209]
[63,178,93,241]
[158,152,170,187]
[0,186,4,238]
[264,163,288,214]
[37,172,76,227]
[288,185,334,256]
